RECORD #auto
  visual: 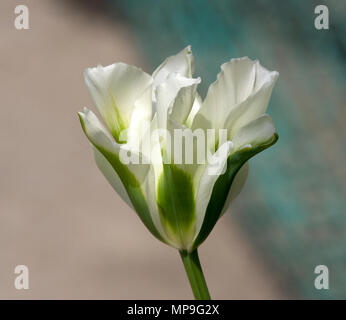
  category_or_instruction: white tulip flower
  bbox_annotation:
[78,46,278,299]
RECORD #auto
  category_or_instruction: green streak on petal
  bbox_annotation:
[106,93,128,144]
[192,133,279,250]
[157,164,196,249]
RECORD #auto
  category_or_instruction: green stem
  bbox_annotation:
[179,249,211,300]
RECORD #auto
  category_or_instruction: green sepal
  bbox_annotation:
[192,133,279,250]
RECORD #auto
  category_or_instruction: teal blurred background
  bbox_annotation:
[105,0,346,299]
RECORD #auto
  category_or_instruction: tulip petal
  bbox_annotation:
[78,107,118,154]
[194,57,256,130]
[192,58,278,142]
[192,131,278,250]
[78,108,149,187]
[169,78,201,126]
[233,114,277,150]
[84,63,153,142]
[221,161,249,215]
[93,146,133,209]
[193,141,233,247]
[224,71,279,139]
[185,94,202,128]
[78,108,165,243]
[126,83,153,152]
[164,118,205,181]
[157,164,196,249]
[152,45,194,95]
[156,73,200,130]
[142,165,177,248]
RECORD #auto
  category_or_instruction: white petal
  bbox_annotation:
[195,57,256,129]
[185,94,202,128]
[79,108,134,206]
[254,60,277,91]
[152,46,194,99]
[78,107,118,153]
[193,57,278,135]
[126,83,153,151]
[147,114,164,173]
[156,73,200,130]
[164,118,208,183]
[225,70,279,138]
[232,114,276,150]
[169,78,201,125]
[78,108,149,187]
[193,141,233,244]
[221,162,249,215]
[84,63,153,140]
[93,146,133,209]
[218,57,257,106]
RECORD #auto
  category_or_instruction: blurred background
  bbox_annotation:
[0,0,345,299]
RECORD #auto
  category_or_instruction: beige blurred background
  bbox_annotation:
[0,0,285,299]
